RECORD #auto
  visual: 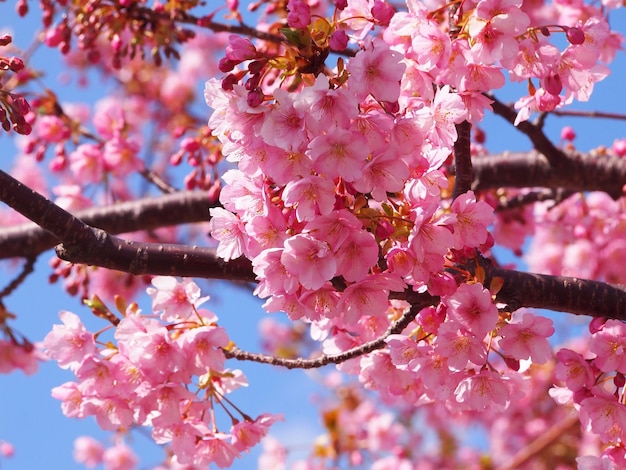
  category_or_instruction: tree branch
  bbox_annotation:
[0,174,218,260]
[480,257,626,321]
[56,237,255,282]
[224,297,434,369]
[472,151,626,199]
[488,94,566,166]
[453,120,473,199]
[3,165,626,320]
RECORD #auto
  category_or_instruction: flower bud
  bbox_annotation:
[247,87,264,108]
[371,0,394,26]
[330,30,349,51]
[566,27,585,45]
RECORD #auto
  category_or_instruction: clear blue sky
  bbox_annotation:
[0,2,625,469]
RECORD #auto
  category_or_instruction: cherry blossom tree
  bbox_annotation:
[1,0,626,468]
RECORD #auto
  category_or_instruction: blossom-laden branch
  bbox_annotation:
[4,163,626,320]
[224,297,435,369]
[2,148,624,260]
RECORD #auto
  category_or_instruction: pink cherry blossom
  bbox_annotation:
[353,149,410,201]
[444,283,498,338]
[281,234,337,290]
[252,248,299,297]
[435,321,487,370]
[68,143,105,183]
[73,436,104,468]
[282,175,337,222]
[455,369,510,411]
[147,276,210,321]
[333,229,379,282]
[43,310,96,371]
[337,274,406,323]
[307,128,367,182]
[208,207,248,261]
[580,396,626,442]
[589,319,626,374]
[347,38,406,102]
[293,75,358,133]
[498,312,555,363]
[102,136,143,176]
[102,442,138,470]
[555,348,595,391]
[450,190,494,249]
[231,414,283,452]
[259,89,306,150]
[467,0,530,64]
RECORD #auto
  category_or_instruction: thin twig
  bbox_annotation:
[0,256,37,300]
[549,109,626,121]
[488,94,568,166]
[224,300,433,369]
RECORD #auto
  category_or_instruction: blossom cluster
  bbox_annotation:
[202,0,622,464]
[527,192,626,284]
[43,277,282,468]
[552,320,626,467]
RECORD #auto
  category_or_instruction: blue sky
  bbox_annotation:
[0,2,625,469]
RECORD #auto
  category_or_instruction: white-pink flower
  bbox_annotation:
[450,190,494,249]
[455,369,510,411]
[43,310,96,371]
[281,234,337,290]
[498,312,554,363]
[307,128,368,182]
[444,283,498,338]
[282,175,336,222]
[208,207,248,261]
[73,436,104,468]
[147,276,210,321]
[347,38,406,102]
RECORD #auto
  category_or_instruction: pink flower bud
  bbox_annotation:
[219,57,236,73]
[0,34,13,46]
[371,0,394,26]
[612,138,626,157]
[9,57,25,72]
[221,73,238,91]
[247,87,264,107]
[566,27,585,45]
[543,74,562,96]
[44,27,64,47]
[589,316,607,334]
[335,0,348,9]
[225,35,257,61]
[330,30,349,51]
[560,126,576,141]
[287,0,311,29]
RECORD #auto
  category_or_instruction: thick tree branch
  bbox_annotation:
[472,151,626,199]
[480,257,626,321]
[56,237,255,282]
[0,177,218,260]
[453,120,473,199]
